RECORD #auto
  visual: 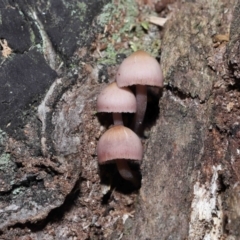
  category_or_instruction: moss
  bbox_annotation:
[98,3,114,26]
[96,0,161,65]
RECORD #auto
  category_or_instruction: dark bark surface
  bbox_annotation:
[0,0,111,238]
[1,0,240,239]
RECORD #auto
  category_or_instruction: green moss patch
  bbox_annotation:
[96,0,161,65]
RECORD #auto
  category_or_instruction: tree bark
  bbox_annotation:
[126,0,240,239]
[1,0,240,239]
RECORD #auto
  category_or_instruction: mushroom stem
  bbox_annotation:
[116,159,140,187]
[133,85,147,135]
[113,112,123,125]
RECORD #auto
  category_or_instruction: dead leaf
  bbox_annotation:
[0,39,12,58]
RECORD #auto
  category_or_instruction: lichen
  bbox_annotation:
[76,2,87,21]
[77,2,87,13]
[0,153,11,170]
[0,129,7,155]
[0,129,6,145]
[12,186,27,196]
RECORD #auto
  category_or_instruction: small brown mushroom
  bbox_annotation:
[97,125,143,185]
[97,82,137,125]
[116,50,163,135]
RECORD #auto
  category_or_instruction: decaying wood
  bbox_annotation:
[127,0,240,239]
[1,0,240,239]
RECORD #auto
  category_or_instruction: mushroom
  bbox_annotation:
[97,125,143,185]
[116,50,163,135]
[97,82,137,125]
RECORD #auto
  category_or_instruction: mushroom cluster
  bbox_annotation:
[97,50,163,186]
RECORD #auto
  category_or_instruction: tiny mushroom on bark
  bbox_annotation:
[97,82,137,125]
[97,125,143,185]
[116,50,163,134]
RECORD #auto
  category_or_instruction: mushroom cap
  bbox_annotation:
[97,82,136,113]
[116,50,163,88]
[97,125,143,164]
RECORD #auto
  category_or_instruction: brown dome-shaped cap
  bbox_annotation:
[116,50,163,88]
[97,82,137,113]
[97,125,143,164]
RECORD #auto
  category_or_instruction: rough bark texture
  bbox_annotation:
[127,0,240,239]
[1,0,240,239]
